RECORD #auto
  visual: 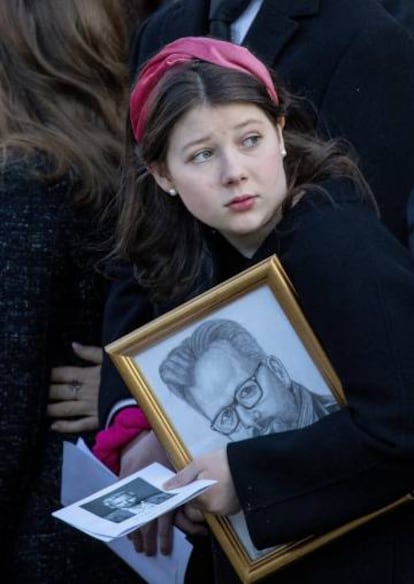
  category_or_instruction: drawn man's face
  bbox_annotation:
[190,341,298,438]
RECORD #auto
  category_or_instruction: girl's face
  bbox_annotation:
[151,102,287,257]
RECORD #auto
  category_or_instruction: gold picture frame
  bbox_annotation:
[106,255,412,583]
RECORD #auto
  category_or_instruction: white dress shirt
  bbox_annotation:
[231,0,264,44]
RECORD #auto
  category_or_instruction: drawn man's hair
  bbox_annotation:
[159,319,265,412]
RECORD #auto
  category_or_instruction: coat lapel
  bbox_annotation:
[244,0,320,66]
[154,0,320,66]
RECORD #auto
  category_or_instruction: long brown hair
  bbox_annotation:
[0,0,128,208]
[115,61,372,300]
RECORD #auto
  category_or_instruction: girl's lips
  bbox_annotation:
[226,195,256,212]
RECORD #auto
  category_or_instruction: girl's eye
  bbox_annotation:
[243,134,261,148]
[190,149,213,163]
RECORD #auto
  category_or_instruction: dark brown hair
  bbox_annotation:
[115,60,371,300]
[0,0,128,208]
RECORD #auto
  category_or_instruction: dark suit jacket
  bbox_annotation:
[129,0,414,245]
[381,0,414,35]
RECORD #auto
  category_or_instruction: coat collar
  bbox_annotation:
[158,0,320,48]
[244,0,320,66]
[156,0,320,67]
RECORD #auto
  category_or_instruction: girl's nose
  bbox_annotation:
[221,151,247,185]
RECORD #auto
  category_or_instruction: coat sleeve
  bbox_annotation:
[319,10,414,243]
[0,166,66,535]
[227,200,414,549]
[99,263,154,426]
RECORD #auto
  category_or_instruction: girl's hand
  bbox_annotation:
[121,431,207,556]
[165,449,241,517]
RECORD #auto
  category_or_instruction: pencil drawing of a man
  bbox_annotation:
[159,319,338,440]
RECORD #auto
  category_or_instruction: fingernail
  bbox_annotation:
[72,342,81,349]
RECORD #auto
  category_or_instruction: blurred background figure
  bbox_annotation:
[0,0,146,581]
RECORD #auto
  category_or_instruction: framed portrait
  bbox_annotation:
[106,255,412,583]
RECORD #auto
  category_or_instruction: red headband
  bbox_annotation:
[130,36,279,143]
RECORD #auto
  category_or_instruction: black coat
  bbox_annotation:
[222,180,414,583]
[100,179,414,583]
[0,157,139,583]
[129,0,414,245]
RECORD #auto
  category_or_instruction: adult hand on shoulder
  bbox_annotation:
[47,343,102,433]
[121,431,207,556]
[165,449,241,517]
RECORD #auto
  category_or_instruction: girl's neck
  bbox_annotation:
[220,208,282,258]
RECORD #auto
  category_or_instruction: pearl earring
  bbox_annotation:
[277,125,287,158]
[168,188,178,197]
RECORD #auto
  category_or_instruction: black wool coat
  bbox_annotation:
[99,178,414,583]
[0,157,141,583]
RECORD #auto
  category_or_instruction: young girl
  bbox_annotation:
[97,37,414,582]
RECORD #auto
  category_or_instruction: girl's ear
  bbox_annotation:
[277,115,286,129]
[148,162,173,193]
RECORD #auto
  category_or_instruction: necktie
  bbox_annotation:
[208,0,252,40]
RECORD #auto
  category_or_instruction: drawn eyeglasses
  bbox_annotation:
[210,360,266,436]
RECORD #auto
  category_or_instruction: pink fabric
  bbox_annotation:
[92,407,151,475]
[130,36,279,142]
